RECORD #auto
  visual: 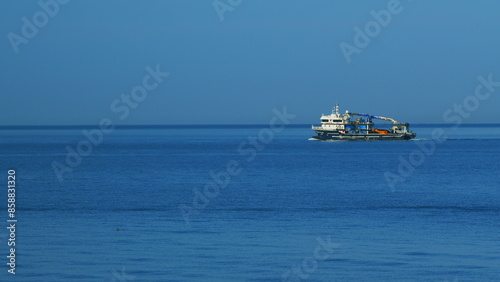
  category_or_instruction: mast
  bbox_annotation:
[333,104,339,115]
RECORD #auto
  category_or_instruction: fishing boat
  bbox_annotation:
[311,104,416,140]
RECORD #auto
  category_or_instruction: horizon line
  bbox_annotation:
[0,123,499,129]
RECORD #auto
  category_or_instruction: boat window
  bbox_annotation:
[332,120,342,122]
[321,119,329,122]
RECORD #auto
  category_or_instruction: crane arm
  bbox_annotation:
[349,113,398,124]
[373,115,398,123]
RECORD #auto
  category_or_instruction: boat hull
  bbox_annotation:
[312,130,416,141]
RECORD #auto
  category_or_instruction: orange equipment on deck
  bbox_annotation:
[372,129,391,135]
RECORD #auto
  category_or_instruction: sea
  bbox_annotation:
[0,124,499,281]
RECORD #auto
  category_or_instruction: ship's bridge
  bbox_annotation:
[315,104,350,130]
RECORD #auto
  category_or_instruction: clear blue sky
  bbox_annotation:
[1,0,499,125]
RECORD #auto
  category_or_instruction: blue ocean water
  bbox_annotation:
[0,124,499,281]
